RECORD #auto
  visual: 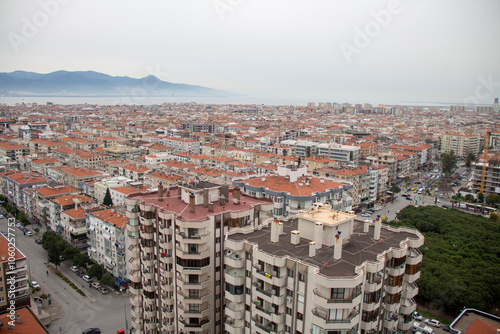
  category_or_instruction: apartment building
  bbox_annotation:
[60,201,101,250]
[469,152,500,195]
[58,166,106,191]
[440,133,481,157]
[0,142,29,162]
[0,234,30,312]
[316,166,373,206]
[31,157,63,176]
[280,140,317,158]
[316,143,361,166]
[33,184,79,226]
[163,137,201,154]
[225,206,424,334]
[119,164,151,182]
[233,166,353,217]
[124,183,274,334]
[48,194,93,233]
[366,154,398,182]
[87,209,127,280]
[94,176,133,204]
[103,146,142,160]
[3,171,49,213]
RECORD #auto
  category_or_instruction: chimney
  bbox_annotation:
[364,219,370,233]
[166,187,170,197]
[309,241,316,257]
[271,218,279,243]
[314,222,323,250]
[219,194,226,206]
[233,187,241,205]
[279,222,283,235]
[374,215,381,240]
[189,193,195,213]
[177,187,181,199]
[203,188,209,208]
[208,202,214,212]
[158,183,163,201]
[334,232,342,260]
[220,185,229,203]
[291,230,300,245]
[17,314,22,324]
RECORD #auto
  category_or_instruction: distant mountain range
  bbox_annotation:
[0,70,231,97]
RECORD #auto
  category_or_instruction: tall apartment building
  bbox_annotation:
[468,152,500,195]
[225,206,424,334]
[87,208,127,281]
[440,133,481,157]
[125,182,274,334]
[316,143,360,166]
[0,234,30,312]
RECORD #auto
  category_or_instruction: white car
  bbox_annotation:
[425,319,441,327]
[412,311,423,321]
[70,266,78,272]
[30,281,40,288]
[82,275,92,283]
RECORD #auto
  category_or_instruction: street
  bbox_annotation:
[0,217,131,334]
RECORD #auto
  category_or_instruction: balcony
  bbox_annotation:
[225,268,245,286]
[178,303,212,318]
[407,248,423,265]
[313,289,362,307]
[177,231,211,243]
[225,301,244,320]
[402,282,419,299]
[224,254,244,269]
[176,263,211,276]
[254,268,286,286]
[178,289,211,304]
[179,316,210,329]
[311,308,360,330]
[177,276,211,290]
[175,246,211,259]
[400,298,417,315]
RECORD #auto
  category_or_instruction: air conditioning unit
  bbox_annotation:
[286,296,292,303]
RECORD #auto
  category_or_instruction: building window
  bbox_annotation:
[287,289,293,297]
[330,288,345,300]
[286,307,292,315]
[216,237,221,243]
[298,273,305,282]
[188,304,199,312]
[288,268,294,277]
[297,312,303,320]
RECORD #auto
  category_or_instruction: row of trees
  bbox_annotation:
[41,231,115,288]
[389,206,500,314]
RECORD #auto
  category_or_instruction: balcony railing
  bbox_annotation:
[313,289,361,303]
[312,308,359,323]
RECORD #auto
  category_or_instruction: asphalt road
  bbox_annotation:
[0,217,131,334]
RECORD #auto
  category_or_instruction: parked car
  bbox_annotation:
[70,266,78,272]
[442,205,450,209]
[361,212,371,217]
[35,239,42,244]
[82,275,92,283]
[443,326,451,332]
[91,282,101,289]
[82,329,101,334]
[30,281,40,288]
[425,319,441,328]
[412,311,423,321]
[406,197,412,201]
[24,230,32,237]
[99,287,109,295]
[0,214,4,219]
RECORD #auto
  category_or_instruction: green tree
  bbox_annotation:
[477,192,485,203]
[390,185,401,194]
[73,253,91,269]
[464,194,475,202]
[441,151,457,174]
[103,187,113,207]
[62,247,80,263]
[485,193,500,205]
[465,153,476,168]
[88,263,105,280]
[17,211,29,226]
[100,273,115,287]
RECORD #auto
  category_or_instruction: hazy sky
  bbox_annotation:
[1,0,500,104]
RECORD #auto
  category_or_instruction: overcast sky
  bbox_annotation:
[1,0,500,105]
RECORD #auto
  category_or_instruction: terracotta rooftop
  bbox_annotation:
[35,185,78,197]
[0,307,49,333]
[90,208,127,229]
[242,175,347,196]
[0,234,25,262]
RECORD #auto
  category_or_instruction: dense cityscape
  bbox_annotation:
[0,100,498,334]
